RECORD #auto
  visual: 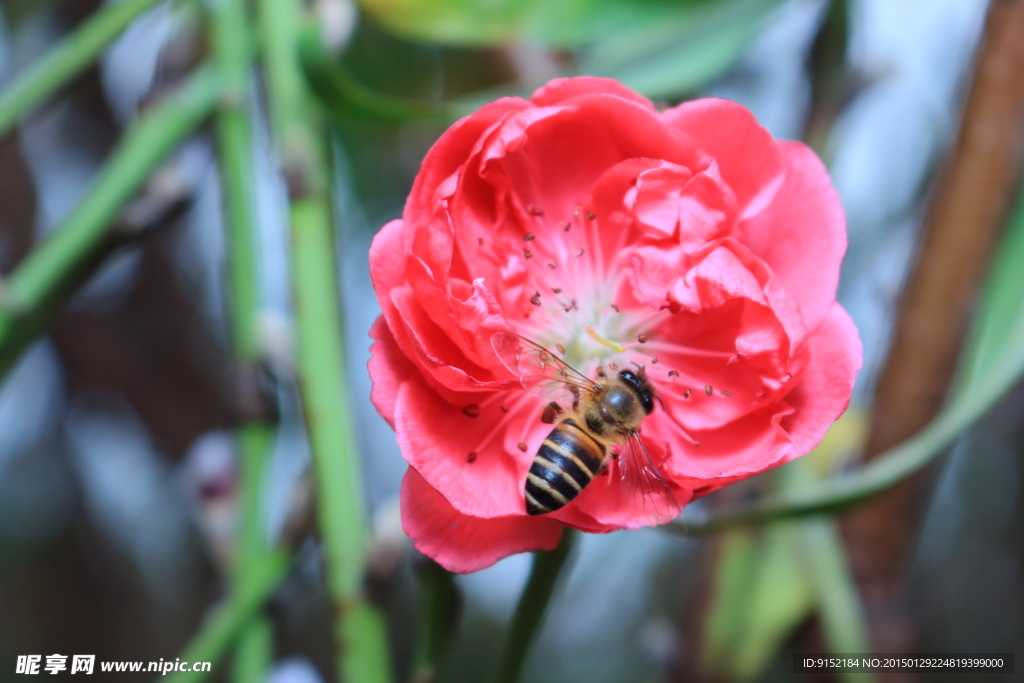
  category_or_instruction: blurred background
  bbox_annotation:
[0,0,1022,682]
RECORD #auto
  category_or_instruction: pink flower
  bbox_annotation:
[369,77,861,573]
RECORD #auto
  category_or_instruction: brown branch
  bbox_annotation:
[841,0,1024,676]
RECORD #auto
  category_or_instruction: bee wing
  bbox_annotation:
[617,432,683,526]
[516,336,597,397]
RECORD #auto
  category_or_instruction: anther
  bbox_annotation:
[563,304,573,312]
[530,291,541,306]
[651,356,658,364]
[610,304,620,313]
[638,333,649,343]
[585,326,626,353]
[586,211,596,221]
[528,204,544,216]
[562,222,572,232]
[462,404,481,418]
[523,249,533,259]
[501,405,510,413]
[524,232,535,241]
[596,367,607,378]
[721,391,732,397]
[683,388,691,399]
[704,385,713,396]
[608,362,619,371]
[552,287,562,293]
[556,343,566,354]
[575,249,585,257]
[517,442,528,452]
[668,370,680,380]
[573,207,582,217]
[478,237,484,246]
[548,261,558,269]
[467,452,478,463]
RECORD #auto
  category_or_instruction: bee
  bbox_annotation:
[518,337,681,524]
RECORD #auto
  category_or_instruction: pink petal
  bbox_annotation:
[530,76,655,109]
[401,468,563,573]
[739,142,847,332]
[394,371,551,518]
[779,303,862,458]
[662,98,784,219]
[368,317,414,429]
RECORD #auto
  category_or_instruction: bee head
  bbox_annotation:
[618,368,654,415]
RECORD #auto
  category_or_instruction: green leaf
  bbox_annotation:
[356,0,713,48]
[956,182,1024,393]
[701,526,813,683]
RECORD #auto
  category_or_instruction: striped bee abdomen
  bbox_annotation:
[525,418,607,515]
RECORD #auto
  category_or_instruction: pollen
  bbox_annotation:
[462,404,481,418]
[524,232,535,241]
[585,326,627,353]
[517,442,528,452]
[467,452,478,463]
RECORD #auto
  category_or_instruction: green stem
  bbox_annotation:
[670,301,1024,534]
[208,1,275,680]
[412,560,459,683]
[165,549,289,683]
[0,65,220,381]
[0,0,167,136]
[257,2,391,682]
[497,529,577,683]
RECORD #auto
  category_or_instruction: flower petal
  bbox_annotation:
[368,316,414,429]
[394,371,550,518]
[778,302,862,458]
[739,141,847,332]
[401,468,563,573]
[530,76,655,109]
[661,98,784,219]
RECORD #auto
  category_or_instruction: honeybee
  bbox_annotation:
[518,337,682,525]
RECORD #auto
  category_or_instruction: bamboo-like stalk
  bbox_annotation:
[165,549,289,683]
[497,530,577,683]
[0,65,220,381]
[208,0,275,680]
[0,0,167,136]
[257,2,392,681]
[412,560,459,683]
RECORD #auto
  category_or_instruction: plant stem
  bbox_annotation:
[208,0,275,680]
[412,560,459,683]
[0,0,166,136]
[497,529,577,683]
[0,65,220,381]
[166,549,289,683]
[257,3,391,682]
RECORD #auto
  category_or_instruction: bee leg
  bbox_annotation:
[540,401,563,424]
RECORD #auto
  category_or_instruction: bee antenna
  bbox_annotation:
[654,395,665,412]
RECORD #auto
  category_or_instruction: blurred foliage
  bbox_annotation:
[958,182,1024,393]
[701,413,872,683]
